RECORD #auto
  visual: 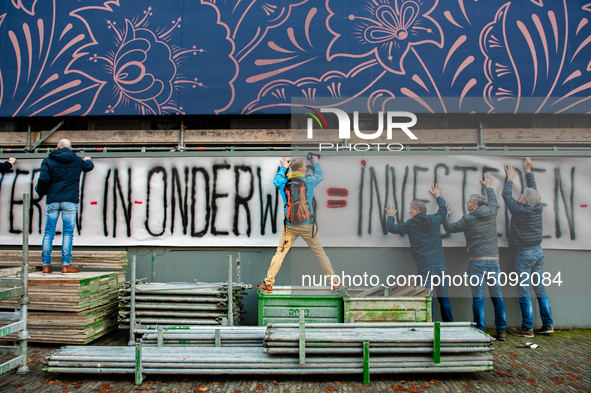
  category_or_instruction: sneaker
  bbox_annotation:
[534,326,554,334]
[332,285,341,294]
[496,331,507,341]
[507,327,534,338]
[257,282,272,294]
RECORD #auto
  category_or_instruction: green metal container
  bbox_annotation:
[257,286,342,326]
[343,288,432,323]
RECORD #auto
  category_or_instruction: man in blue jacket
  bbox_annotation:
[36,139,94,274]
[258,156,336,293]
[503,158,553,337]
[385,184,453,322]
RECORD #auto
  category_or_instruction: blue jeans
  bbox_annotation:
[416,264,453,322]
[42,202,78,266]
[467,258,506,332]
[514,246,553,330]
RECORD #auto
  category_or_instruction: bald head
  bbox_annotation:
[58,139,72,149]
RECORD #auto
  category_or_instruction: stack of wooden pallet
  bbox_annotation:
[0,271,126,344]
[0,251,128,269]
[118,282,249,328]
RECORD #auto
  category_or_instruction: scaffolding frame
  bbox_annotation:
[0,193,31,375]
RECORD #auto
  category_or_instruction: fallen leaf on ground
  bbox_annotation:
[324,388,335,392]
[392,387,407,392]
[569,374,583,380]
[255,386,263,392]
[508,362,519,366]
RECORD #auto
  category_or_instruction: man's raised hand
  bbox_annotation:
[505,165,516,181]
[480,173,493,188]
[385,205,398,217]
[428,183,442,199]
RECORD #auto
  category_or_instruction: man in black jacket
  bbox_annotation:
[0,157,16,173]
[503,158,553,337]
[36,139,94,274]
[386,184,453,322]
[443,173,506,340]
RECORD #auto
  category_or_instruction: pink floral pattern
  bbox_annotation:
[326,0,443,74]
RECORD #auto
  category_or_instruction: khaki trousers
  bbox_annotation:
[264,224,336,286]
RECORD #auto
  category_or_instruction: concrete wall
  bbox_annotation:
[127,246,591,329]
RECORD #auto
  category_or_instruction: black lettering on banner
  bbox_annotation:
[257,167,279,236]
[103,169,111,236]
[190,167,210,237]
[434,163,449,185]
[145,167,167,237]
[554,167,576,240]
[357,164,365,236]
[75,171,86,236]
[392,165,410,224]
[453,166,477,215]
[9,170,29,234]
[211,163,231,236]
[171,167,189,235]
[367,166,388,235]
[413,166,429,203]
[113,169,133,237]
[233,166,254,237]
[29,169,43,234]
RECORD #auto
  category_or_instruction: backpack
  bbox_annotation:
[284,177,318,238]
[284,178,310,225]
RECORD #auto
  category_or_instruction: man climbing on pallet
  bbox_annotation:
[258,155,337,293]
[36,139,94,274]
[503,158,554,338]
[385,185,453,322]
[442,173,507,341]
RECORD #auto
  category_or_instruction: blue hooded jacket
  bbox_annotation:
[387,197,447,266]
[36,148,94,204]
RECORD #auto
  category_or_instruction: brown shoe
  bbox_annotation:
[534,326,554,334]
[508,327,534,338]
[61,265,80,273]
[42,265,52,274]
[496,331,507,341]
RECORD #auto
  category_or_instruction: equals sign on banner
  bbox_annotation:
[327,188,348,208]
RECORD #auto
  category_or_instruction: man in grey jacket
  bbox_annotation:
[443,173,506,341]
[503,158,553,338]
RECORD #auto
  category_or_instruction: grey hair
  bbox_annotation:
[410,200,427,213]
[58,139,72,149]
[470,194,487,207]
[523,188,541,206]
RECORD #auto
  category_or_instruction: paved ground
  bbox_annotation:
[0,329,589,393]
